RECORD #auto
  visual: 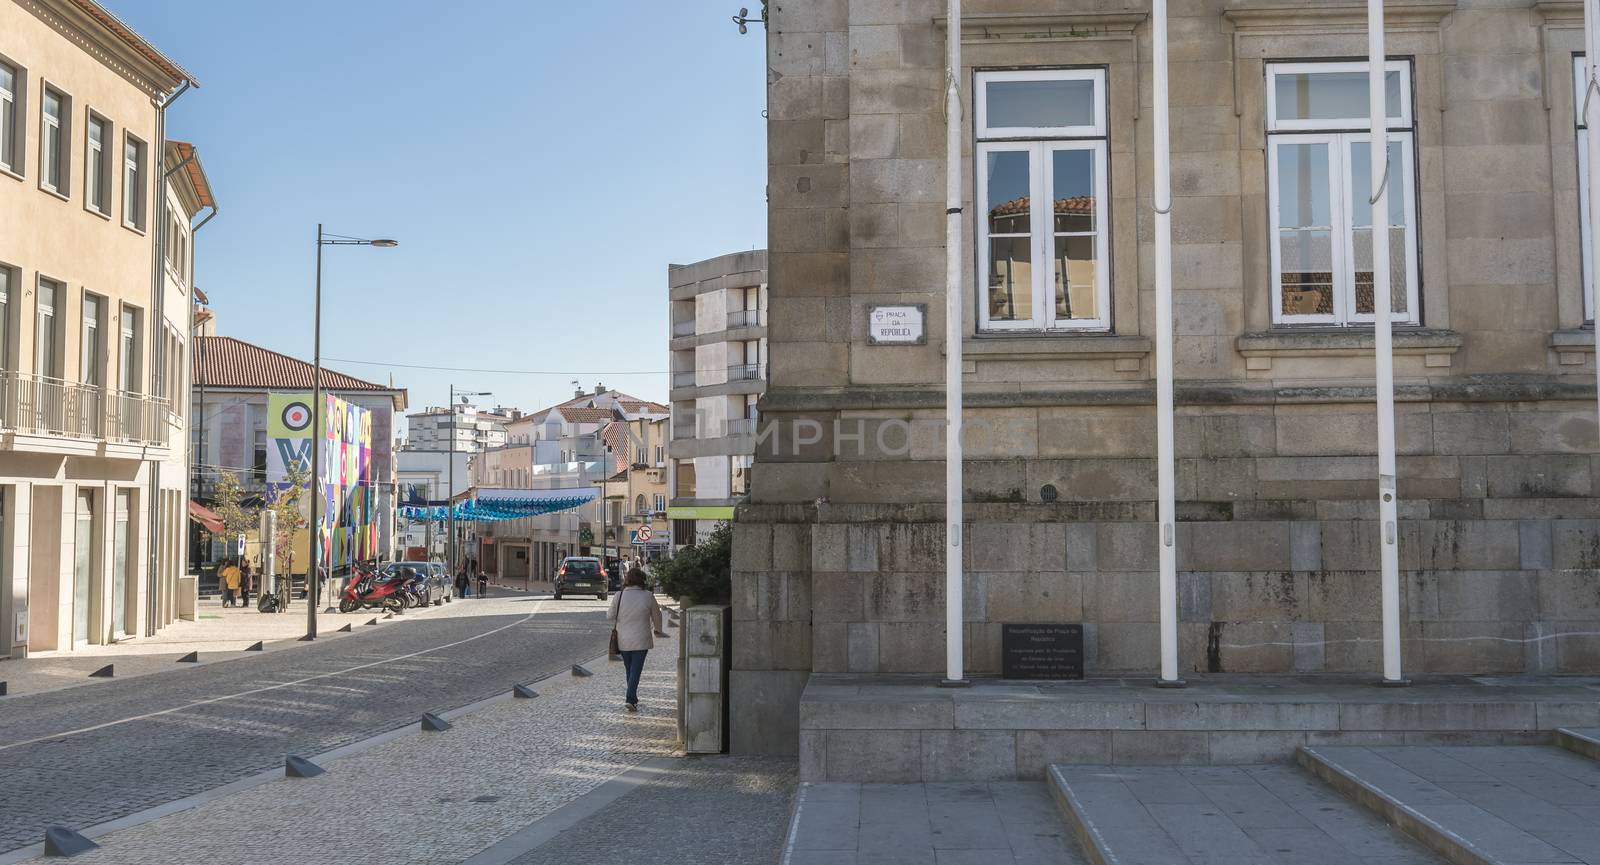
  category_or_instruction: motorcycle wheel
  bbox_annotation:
[383,596,404,613]
[338,598,359,614]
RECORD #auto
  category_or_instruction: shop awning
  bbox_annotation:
[188,500,225,533]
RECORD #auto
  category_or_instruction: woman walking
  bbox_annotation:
[608,567,662,712]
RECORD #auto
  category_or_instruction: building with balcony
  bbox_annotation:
[471,385,666,584]
[667,250,767,548]
[190,335,406,574]
[0,0,201,657]
[403,403,515,454]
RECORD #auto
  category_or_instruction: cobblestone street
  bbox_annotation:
[10,608,754,865]
[0,592,616,856]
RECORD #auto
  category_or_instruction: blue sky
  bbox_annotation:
[105,0,767,420]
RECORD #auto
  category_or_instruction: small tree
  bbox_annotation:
[269,462,310,577]
[210,470,258,561]
[653,521,732,607]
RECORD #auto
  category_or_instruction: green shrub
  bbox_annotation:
[654,522,732,607]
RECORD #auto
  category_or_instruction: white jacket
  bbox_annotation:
[608,587,662,652]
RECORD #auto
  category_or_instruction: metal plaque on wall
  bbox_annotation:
[1001,624,1084,680]
[867,304,927,345]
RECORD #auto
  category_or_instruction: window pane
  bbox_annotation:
[986,78,1094,129]
[1348,141,1406,227]
[986,150,1030,234]
[1052,149,1096,233]
[1053,236,1098,321]
[1352,227,1409,315]
[43,91,60,120]
[1279,229,1335,315]
[1275,70,1402,123]
[1276,142,1331,229]
[987,237,1034,322]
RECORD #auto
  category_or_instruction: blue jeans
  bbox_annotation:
[620,650,648,705]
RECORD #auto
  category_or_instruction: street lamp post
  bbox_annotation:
[306,225,396,642]
[447,387,492,580]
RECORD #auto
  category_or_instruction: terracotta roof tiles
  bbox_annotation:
[193,336,399,393]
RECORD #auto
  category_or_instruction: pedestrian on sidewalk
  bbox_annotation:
[239,558,253,608]
[219,559,241,608]
[608,567,662,712]
[455,565,469,599]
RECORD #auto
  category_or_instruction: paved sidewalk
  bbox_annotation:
[0,587,528,697]
[24,607,684,865]
[782,782,1086,865]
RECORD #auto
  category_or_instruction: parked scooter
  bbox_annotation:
[338,565,408,613]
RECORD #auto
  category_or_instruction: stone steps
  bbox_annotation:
[1047,763,1448,865]
[1299,745,1600,865]
[1556,727,1600,760]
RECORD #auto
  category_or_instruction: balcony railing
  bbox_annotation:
[671,370,697,388]
[727,363,765,382]
[671,319,696,337]
[726,309,762,329]
[0,372,170,446]
[724,418,757,436]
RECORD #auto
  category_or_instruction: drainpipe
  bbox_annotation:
[1367,0,1406,686]
[145,78,191,636]
[1586,0,1600,489]
[942,0,966,687]
[1153,0,1182,687]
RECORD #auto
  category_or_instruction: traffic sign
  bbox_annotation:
[636,524,653,542]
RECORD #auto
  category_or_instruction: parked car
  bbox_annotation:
[554,556,608,600]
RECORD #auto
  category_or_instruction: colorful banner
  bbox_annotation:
[267,392,374,573]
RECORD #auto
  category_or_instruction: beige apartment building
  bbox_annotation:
[733,0,1600,766]
[0,0,201,656]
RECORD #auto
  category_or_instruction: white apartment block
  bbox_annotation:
[404,403,513,454]
[666,250,766,547]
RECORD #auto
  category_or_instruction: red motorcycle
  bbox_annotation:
[338,565,409,614]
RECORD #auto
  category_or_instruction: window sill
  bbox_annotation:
[1551,327,1595,365]
[84,204,110,221]
[1236,327,1462,370]
[959,334,1152,371]
[39,185,69,203]
[121,221,146,237]
[0,165,22,183]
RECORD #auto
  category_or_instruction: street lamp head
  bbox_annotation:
[369,239,399,248]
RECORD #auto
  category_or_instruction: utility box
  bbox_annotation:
[177,575,198,621]
[680,605,731,754]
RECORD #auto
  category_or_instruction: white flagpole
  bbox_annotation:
[1153,0,1181,686]
[1368,0,1405,685]
[1586,0,1600,433]
[943,0,967,686]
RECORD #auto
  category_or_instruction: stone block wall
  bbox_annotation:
[730,0,1600,753]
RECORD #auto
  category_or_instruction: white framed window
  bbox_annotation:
[122,134,145,230]
[1575,55,1595,322]
[81,293,102,387]
[41,86,67,194]
[36,277,60,379]
[975,69,1111,332]
[653,493,666,514]
[119,305,140,393]
[0,61,18,174]
[0,265,10,369]
[86,114,109,214]
[1266,61,1418,326]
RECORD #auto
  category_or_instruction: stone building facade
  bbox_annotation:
[732,0,1600,754]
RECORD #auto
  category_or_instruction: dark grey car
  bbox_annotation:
[554,556,607,600]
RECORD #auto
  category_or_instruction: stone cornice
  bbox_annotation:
[1223,0,1457,33]
[1533,1,1583,25]
[20,0,184,97]
[760,373,1596,412]
[933,10,1148,43]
